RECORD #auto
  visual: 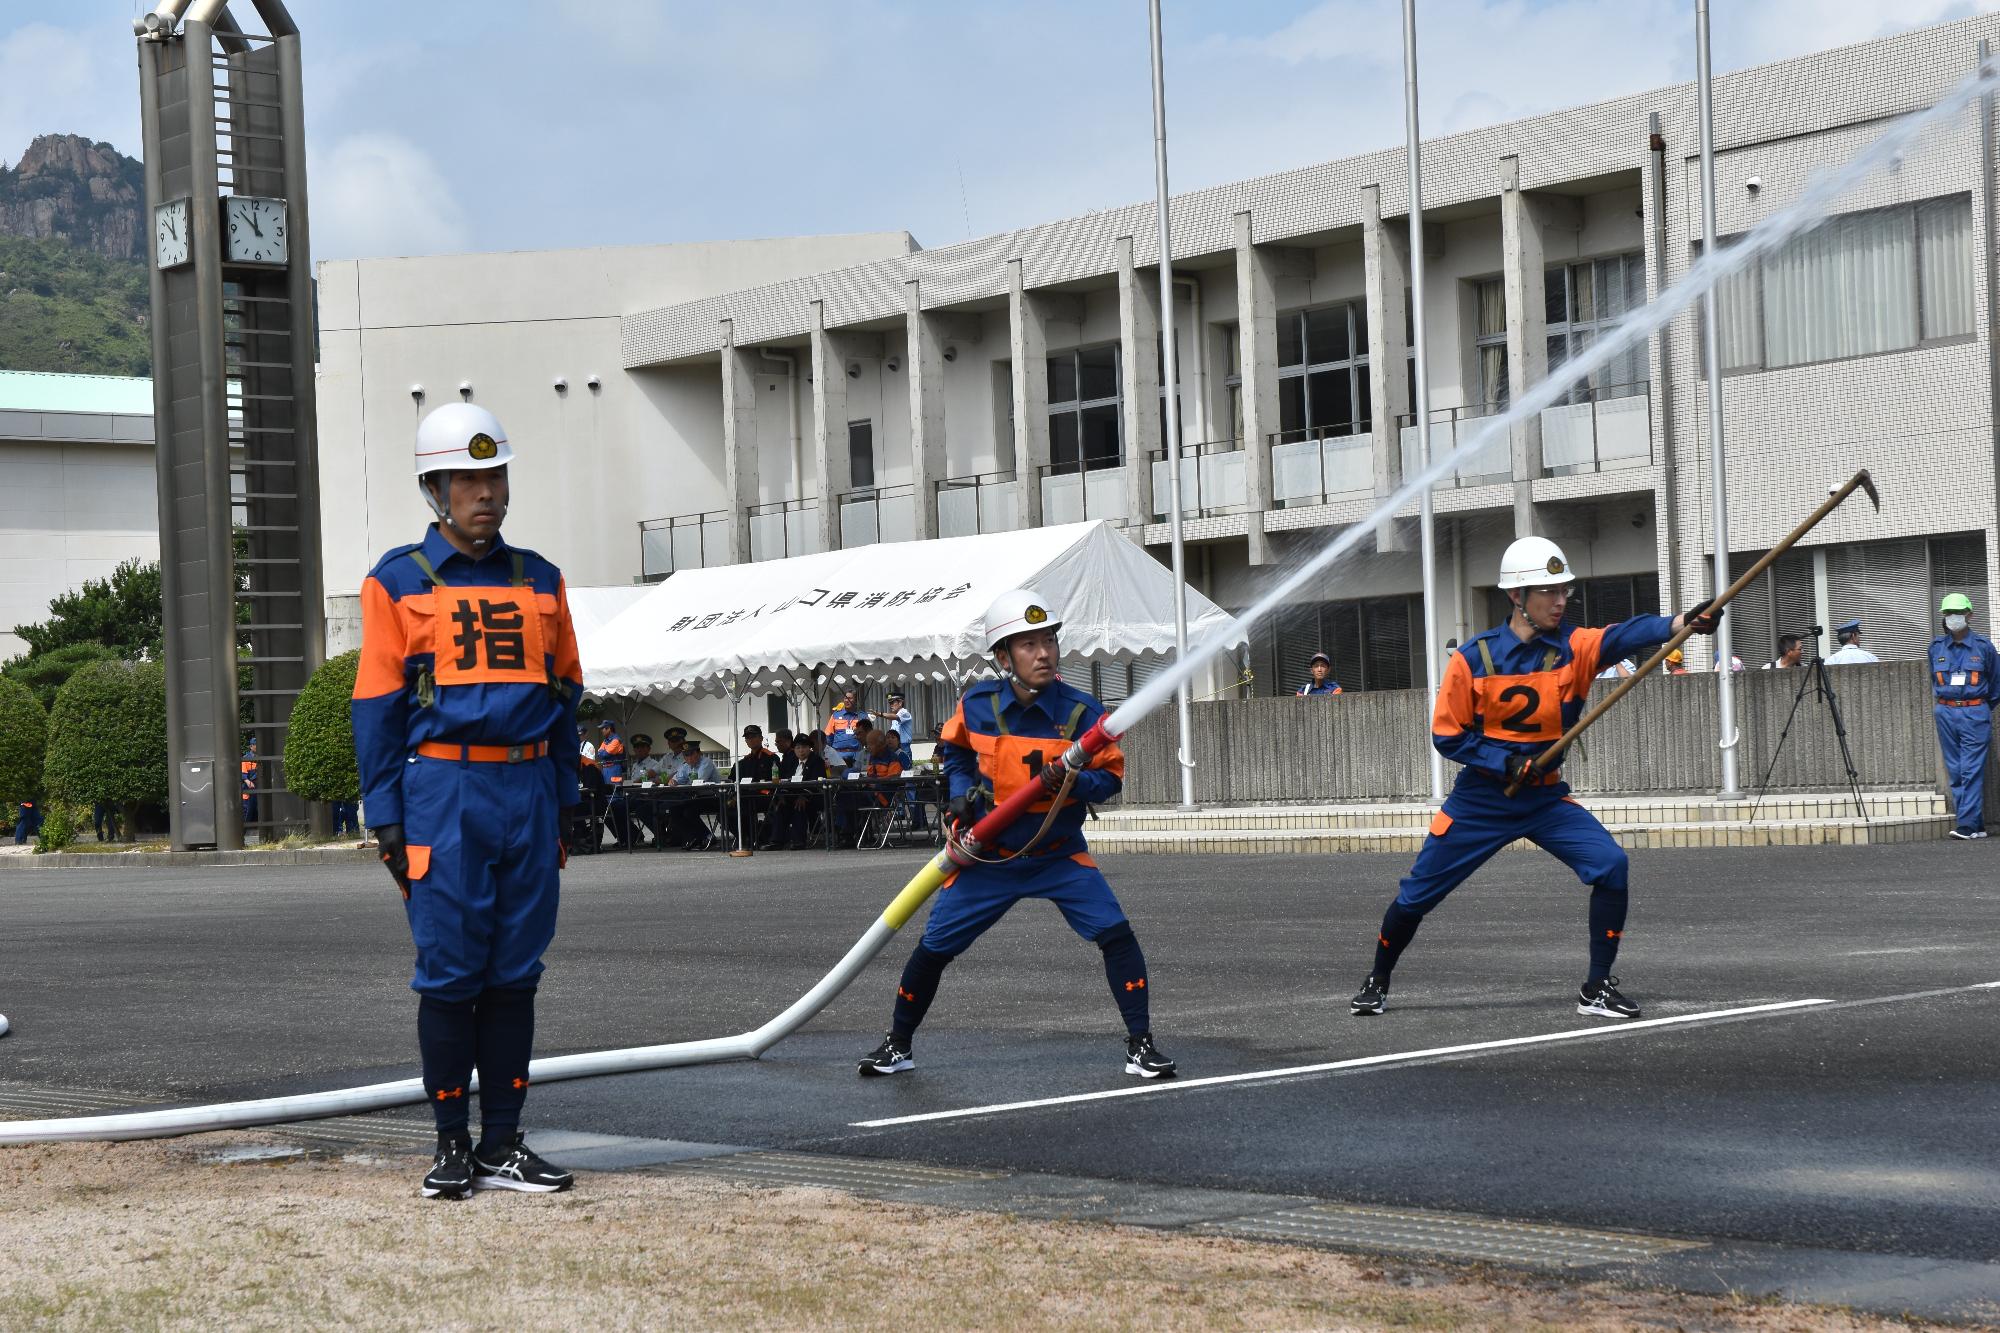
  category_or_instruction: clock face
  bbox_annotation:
[154,198,191,269]
[223,195,288,265]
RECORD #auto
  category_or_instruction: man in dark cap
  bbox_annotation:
[1822,619,1879,665]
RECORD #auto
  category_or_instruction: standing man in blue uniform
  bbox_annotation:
[1298,652,1342,696]
[1932,593,1997,840]
[824,689,870,770]
[1348,537,1721,1022]
[857,589,1177,1080]
[352,402,583,1200]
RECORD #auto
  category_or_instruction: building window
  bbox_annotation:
[847,420,873,490]
[1473,278,1508,408]
[1252,593,1426,694]
[1546,251,1646,403]
[1276,302,1370,441]
[1048,344,1122,473]
[1706,194,1974,374]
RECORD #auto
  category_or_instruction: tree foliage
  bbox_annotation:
[10,556,163,660]
[2,640,118,711]
[286,649,360,803]
[0,674,46,806]
[0,235,150,376]
[44,658,168,808]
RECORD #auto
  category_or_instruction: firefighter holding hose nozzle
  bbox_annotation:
[1347,537,1722,1023]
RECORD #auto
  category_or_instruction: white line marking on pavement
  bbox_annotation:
[851,998,1833,1129]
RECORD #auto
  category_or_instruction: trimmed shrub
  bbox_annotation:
[0,674,46,808]
[34,801,77,853]
[44,658,168,810]
[286,649,361,804]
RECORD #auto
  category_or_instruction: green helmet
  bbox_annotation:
[1941,593,1974,615]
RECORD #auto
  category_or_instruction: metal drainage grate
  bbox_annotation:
[1197,1203,1706,1269]
[0,1081,161,1119]
[270,1116,439,1152]
[670,1150,1009,1193]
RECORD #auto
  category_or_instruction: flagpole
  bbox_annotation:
[1403,0,1445,802]
[1696,0,1740,793]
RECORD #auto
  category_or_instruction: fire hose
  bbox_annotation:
[0,726,1117,1143]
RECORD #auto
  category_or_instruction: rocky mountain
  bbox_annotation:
[0,134,145,262]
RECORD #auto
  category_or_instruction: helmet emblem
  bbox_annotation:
[1024,605,1048,625]
[467,433,498,461]
[1545,556,1566,575]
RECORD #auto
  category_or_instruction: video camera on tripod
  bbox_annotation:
[1755,624,1867,823]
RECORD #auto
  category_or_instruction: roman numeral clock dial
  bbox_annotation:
[223,195,289,266]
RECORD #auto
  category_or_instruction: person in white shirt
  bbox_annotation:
[1822,619,1881,665]
[884,692,915,746]
[1761,634,1803,670]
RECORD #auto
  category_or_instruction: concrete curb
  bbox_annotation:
[0,847,378,870]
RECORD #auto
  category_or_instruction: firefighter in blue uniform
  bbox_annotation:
[1932,592,1997,840]
[352,402,583,1200]
[857,588,1178,1079]
[1348,537,1722,1021]
[1298,652,1342,696]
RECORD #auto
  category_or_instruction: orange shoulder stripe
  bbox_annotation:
[353,576,409,700]
[1432,651,1476,737]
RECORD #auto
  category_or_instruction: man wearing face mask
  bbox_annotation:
[1931,593,1997,840]
[352,402,583,1200]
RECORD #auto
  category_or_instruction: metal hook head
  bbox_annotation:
[1855,468,1881,511]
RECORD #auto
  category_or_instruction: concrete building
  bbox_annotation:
[0,371,160,661]
[317,16,2000,707]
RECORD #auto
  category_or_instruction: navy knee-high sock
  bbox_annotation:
[473,986,537,1151]
[891,945,953,1041]
[1587,885,1627,982]
[417,995,477,1139]
[1371,901,1424,979]
[1097,923,1151,1036]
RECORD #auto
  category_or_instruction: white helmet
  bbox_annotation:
[1496,535,1575,590]
[983,587,1061,653]
[415,402,512,477]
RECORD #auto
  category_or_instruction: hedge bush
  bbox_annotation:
[33,801,77,854]
[286,649,361,804]
[44,658,168,810]
[0,674,46,808]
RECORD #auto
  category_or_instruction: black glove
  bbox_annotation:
[1504,752,1535,785]
[1039,761,1069,795]
[374,821,411,899]
[1681,599,1724,635]
[946,794,980,836]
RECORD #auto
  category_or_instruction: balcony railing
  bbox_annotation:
[747,498,820,563]
[1539,381,1652,476]
[1268,425,1375,507]
[935,472,1019,539]
[1397,402,1513,488]
[1038,461,1129,525]
[1151,438,1249,519]
[639,508,728,582]
[838,484,916,548]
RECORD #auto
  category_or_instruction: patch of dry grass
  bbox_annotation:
[0,1138,1971,1331]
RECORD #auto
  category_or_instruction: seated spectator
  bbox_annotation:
[767,733,828,849]
[772,727,795,757]
[815,728,849,775]
[838,726,906,839]
[736,725,779,844]
[614,733,664,847]
[667,739,721,850]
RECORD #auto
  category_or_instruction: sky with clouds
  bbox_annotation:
[3,0,1992,263]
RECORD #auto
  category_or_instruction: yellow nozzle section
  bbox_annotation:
[879,852,957,931]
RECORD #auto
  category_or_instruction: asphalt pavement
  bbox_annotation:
[3,840,1997,1297]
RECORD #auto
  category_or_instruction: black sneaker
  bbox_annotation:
[1350,974,1389,1016]
[471,1134,574,1193]
[1577,976,1641,1020]
[1124,1032,1177,1079]
[421,1134,475,1200]
[858,1032,914,1076]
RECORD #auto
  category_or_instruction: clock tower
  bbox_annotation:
[136,1,327,849]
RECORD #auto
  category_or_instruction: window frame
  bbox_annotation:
[1275,300,1371,442]
[1047,342,1124,474]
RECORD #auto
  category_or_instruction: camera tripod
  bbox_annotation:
[1750,655,1869,826]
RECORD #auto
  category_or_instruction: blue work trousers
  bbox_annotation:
[921,843,1128,957]
[401,753,562,1000]
[1397,776,1628,914]
[1935,702,1991,832]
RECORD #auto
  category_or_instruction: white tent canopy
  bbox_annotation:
[583,521,1243,702]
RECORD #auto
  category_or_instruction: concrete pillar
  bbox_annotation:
[1116,236,1162,526]
[808,301,843,553]
[1232,212,1278,565]
[720,319,760,564]
[904,280,946,540]
[1362,184,1412,555]
[1008,259,1051,526]
[1499,155,1547,538]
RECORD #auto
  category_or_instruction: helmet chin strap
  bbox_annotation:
[996,642,1045,700]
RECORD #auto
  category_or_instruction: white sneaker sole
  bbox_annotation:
[858,1058,914,1076]
[1124,1061,1177,1079]
[420,1183,471,1199]
[1350,1001,1386,1016]
[472,1174,571,1193]
[1576,1002,1640,1020]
